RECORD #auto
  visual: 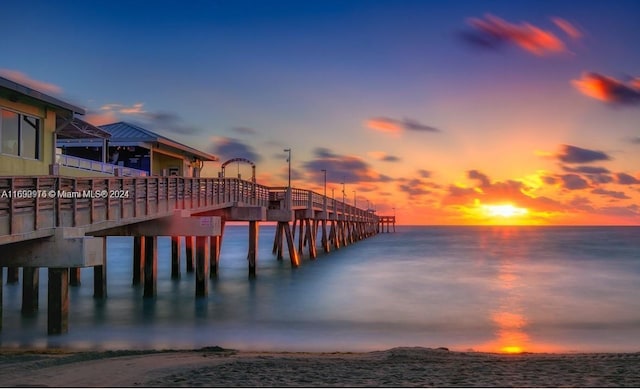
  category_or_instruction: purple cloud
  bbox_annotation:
[557,145,611,164]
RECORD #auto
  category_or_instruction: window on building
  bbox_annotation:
[0,108,41,159]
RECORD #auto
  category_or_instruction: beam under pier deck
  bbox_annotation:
[170,236,181,279]
[209,235,220,278]
[47,268,69,335]
[185,236,195,273]
[69,267,81,286]
[132,236,145,286]
[6,267,19,284]
[248,221,259,278]
[1,267,3,331]
[93,238,108,299]
[143,236,157,298]
[195,236,210,296]
[21,267,39,315]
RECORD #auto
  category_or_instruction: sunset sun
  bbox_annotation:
[482,204,529,218]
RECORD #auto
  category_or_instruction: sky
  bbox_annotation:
[2,0,639,225]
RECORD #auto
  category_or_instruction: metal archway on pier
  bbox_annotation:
[219,157,256,183]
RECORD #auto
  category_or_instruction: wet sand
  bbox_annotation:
[1,346,639,387]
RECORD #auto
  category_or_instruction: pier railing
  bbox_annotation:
[0,176,377,244]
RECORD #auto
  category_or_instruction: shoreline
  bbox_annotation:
[1,346,639,387]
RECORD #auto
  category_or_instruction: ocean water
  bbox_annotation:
[1,225,639,353]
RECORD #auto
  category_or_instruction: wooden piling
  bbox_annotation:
[47,268,69,335]
[171,236,181,279]
[321,219,329,253]
[195,236,210,296]
[132,236,145,285]
[94,237,108,299]
[93,265,107,298]
[6,267,19,284]
[185,236,195,273]
[69,267,81,286]
[0,267,3,331]
[21,267,39,315]
[143,236,157,298]
[209,235,220,278]
[284,222,299,267]
[248,221,259,278]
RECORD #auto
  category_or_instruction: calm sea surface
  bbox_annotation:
[1,226,639,353]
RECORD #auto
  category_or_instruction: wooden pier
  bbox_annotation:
[0,174,388,335]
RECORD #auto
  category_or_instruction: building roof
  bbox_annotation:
[0,76,85,115]
[57,116,111,139]
[100,122,218,161]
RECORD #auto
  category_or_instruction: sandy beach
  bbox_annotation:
[1,346,639,387]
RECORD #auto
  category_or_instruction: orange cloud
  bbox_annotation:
[551,17,582,39]
[366,117,401,133]
[0,69,63,95]
[100,102,146,114]
[85,111,119,125]
[467,14,566,55]
[572,72,640,104]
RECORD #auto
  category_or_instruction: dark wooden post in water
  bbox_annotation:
[171,236,181,279]
[132,236,145,285]
[6,267,19,284]
[195,236,210,296]
[21,267,39,315]
[69,267,81,286]
[1,267,3,331]
[93,239,108,299]
[143,236,157,298]
[48,268,69,335]
[248,221,259,278]
[185,236,195,273]
[209,235,220,278]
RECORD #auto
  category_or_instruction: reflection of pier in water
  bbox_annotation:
[0,175,395,335]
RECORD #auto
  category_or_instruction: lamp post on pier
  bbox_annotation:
[321,169,327,198]
[353,190,356,208]
[284,148,291,209]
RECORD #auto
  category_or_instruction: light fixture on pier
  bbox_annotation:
[284,148,291,190]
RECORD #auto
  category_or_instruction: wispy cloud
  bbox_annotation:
[232,127,258,136]
[462,14,568,56]
[366,117,439,134]
[572,72,640,105]
[617,172,640,185]
[0,69,63,95]
[591,188,630,200]
[208,136,261,163]
[556,144,611,164]
[397,178,433,199]
[303,147,392,184]
[368,151,401,162]
[94,102,203,135]
[560,174,590,190]
[551,17,582,39]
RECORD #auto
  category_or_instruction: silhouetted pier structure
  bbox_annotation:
[0,174,385,335]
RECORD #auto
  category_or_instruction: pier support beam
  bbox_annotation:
[21,267,39,315]
[6,267,19,284]
[70,267,81,286]
[93,223,108,299]
[185,236,195,273]
[132,236,145,285]
[143,236,157,298]
[171,236,181,280]
[195,236,210,297]
[209,235,220,278]
[248,221,259,278]
[1,267,3,331]
[47,268,69,335]
[93,264,107,299]
[283,222,299,267]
